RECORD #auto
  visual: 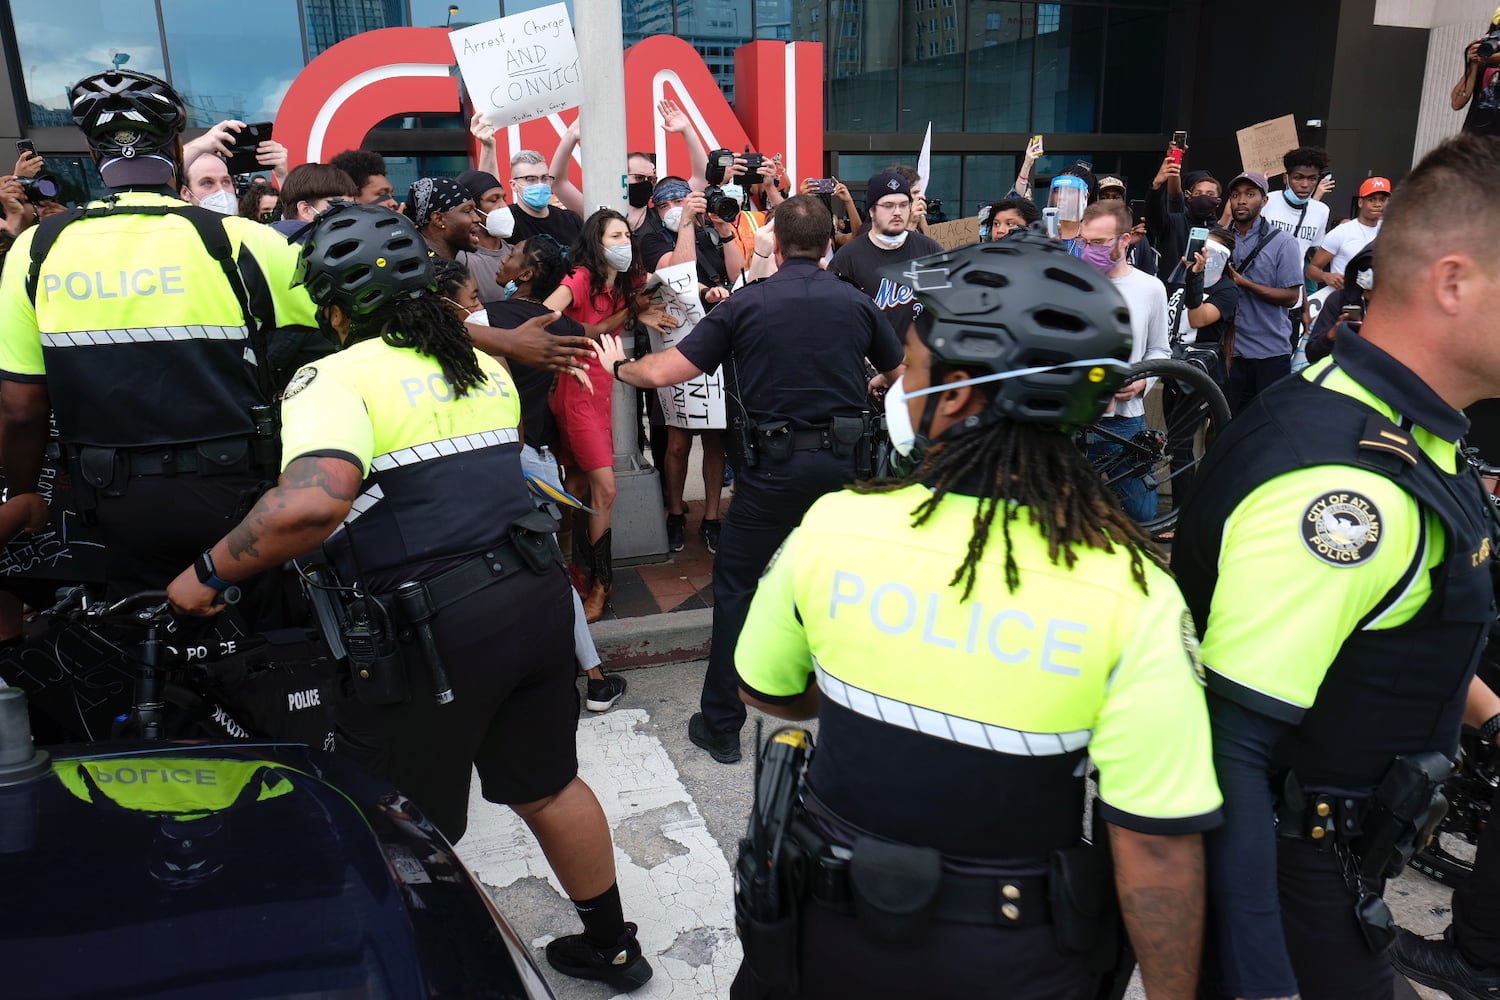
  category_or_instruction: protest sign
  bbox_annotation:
[1236,115,1299,178]
[449,3,582,129]
[926,217,980,251]
[645,262,727,430]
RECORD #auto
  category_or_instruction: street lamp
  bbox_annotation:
[446,5,459,27]
[110,51,130,69]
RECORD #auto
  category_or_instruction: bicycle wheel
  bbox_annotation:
[1079,357,1232,536]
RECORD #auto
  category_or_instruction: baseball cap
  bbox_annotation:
[866,170,913,208]
[455,169,503,204]
[1359,176,1392,197]
[1097,176,1126,195]
[1228,171,1269,196]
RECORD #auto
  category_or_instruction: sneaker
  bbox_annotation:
[586,674,627,713]
[1390,928,1500,1000]
[700,518,721,554]
[545,921,653,991]
[666,512,686,553]
[723,464,735,488]
[688,711,741,764]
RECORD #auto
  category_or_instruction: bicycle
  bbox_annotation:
[1077,357,1232,536]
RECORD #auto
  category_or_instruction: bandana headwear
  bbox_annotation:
[652,178,692,207]
[404,177,469,230]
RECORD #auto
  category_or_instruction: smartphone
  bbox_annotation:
[809,178,837,195]
[1042,206,1060,239]
[1184,226,1209,262]
[16,139,35,156]
[1169,130,1188,165]
[1341,304,1363,323]
[222,121,274,174]
[1129,198,1146,225]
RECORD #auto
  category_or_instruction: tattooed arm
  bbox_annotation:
[1108,824,1205,1000]
[167,455,362,615]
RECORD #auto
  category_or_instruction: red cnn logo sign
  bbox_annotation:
[276,28,824,192]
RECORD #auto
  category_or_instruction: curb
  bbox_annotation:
[591,608,713,670]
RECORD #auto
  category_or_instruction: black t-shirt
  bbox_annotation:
[827,231,944,341]
[675,257,903,429]
[637,215,731,290]
[1166,273,1239,346]
[1465,66,1500,137]
[508,206,584,247]
[483,298,587,449]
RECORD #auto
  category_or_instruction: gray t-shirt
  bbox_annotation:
[459,244,512,304]
[1230,219,1303,359]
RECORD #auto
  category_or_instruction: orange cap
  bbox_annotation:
[1359,176,1391,197]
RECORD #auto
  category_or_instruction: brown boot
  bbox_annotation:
[582,529,613,622]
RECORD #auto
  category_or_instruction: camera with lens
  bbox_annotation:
[704,185,742,225]
[17,175,58,203]
[1480,27,1500,60]
[706,146,766,186]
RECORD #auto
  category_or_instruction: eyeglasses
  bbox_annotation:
[1081,236,1120,247]
[514,174,555,186]
[627,173,656,184]
[872,199,909,211]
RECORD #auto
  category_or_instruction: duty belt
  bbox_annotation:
[789,427,835,452]
[126,440,250,476]
[1275,790,1370,846]
[375,536,532,615]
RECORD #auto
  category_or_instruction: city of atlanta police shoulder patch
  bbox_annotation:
[281,366,318,400]
[1181,608,1206,685]
[1301,491,1382,566]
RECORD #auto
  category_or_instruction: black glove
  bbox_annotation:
[1184,265,1205,310]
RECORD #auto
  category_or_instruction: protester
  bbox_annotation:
[181,118,289,185]
[550,100,710,223]
[238,181,279,223]
[404,177,481,260]
[454,168,513,302]
[978,196,1040,241]
[508,149,583,245]
[1047,164,1095,255]
[1306,177,1390,290]
[1452,7,1500,137]
[1262,147,1333,265]
[1146,140,1222,282]
[329,148,398,209]
[1223,171,1304,413]
[1097,175,1158,275]
[270,163,358,239]
[828,170,941,353]
[180,151,242,215]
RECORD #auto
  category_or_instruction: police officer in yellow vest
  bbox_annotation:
[0,71,321,607]
[1172,135,1500,1000]
[164,202,654,992]
[732,233,1223,999]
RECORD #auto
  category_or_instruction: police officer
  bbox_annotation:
[594,194,904,764]
[165,203,654,992]
[0,70,320,607]
[1172,133,1500,1000]
[730,234,1222,999]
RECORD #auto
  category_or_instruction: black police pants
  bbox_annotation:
[1276,838,1401,999]
[333,566,576,845]
[729,899,1096,999]
[1452,777,1500,970]
[700,450,855,735]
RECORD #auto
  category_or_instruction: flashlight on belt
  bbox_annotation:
[395,582,455,705]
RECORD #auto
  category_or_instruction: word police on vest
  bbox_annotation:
[402,369,513,406]
[829,570,1089,675]
[42,266,186,300]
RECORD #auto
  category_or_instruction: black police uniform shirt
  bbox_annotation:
[827,229,943,342]
[507,206,584,248]
[484,298,588,451]
[673,256,903,430]
[637,216,732,291]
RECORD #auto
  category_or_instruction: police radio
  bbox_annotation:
[343,596,408,706]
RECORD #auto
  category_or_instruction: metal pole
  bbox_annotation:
[574,0,667,560]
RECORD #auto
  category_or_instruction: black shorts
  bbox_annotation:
[333,565,578,843]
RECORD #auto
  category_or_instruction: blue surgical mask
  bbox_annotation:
[502,280,519,300]
[1282,188,1309,207]
[522,183,553,210]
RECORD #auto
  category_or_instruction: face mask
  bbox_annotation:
[603,242,634,271]
[873,230,909,249]
[464,309,488,326]
[885,375,919,457]
[1049,177,1089,223]
[662,206,685,233]
[1080,241,1119,275]
[1187,194,1220,219]
[502,280,519,300]
[521,183,553,210]
[1282,187,1309,207]
[628,179,653,209]
[720,183,745,206]
[486,206,515,239]
[198,189,237,215]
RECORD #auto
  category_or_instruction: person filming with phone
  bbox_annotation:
[1453,6,1500,137]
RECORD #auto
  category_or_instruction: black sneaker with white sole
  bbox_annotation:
[586,674,627,713]
[665,512,686,552]
[700,518,721,554]
[1391,928,1500,999]
[545,921,653,991]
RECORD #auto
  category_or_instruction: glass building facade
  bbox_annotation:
[1,0,1186,211]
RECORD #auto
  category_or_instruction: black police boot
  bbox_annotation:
[545,920,653,991]
[1391,928,1500,999]
[688,712,741,764]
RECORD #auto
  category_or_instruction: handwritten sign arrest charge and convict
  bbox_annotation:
[645,262,728,431]
[449,4,583,129]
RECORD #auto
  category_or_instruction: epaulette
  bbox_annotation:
[1357,413,1419,471]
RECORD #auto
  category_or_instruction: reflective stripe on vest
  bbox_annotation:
[369,428,521,472]
[815,658,1092,757]
[41,324,248,348]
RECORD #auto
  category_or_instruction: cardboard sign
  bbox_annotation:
[449,3,582,128]
[645,262,727,430]
[1236,115,1299,179]
[926,217,980,251]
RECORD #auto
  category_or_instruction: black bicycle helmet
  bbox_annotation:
[69,70,187,157]
[294,202,436,316]
[884,230,1134,431]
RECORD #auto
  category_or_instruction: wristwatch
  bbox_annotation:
[1482,712,1500,745]
[613,358,630,381]
[194,550,233,592]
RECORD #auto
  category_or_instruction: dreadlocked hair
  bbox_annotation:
[347,291,488,397]
[855,420,1162,600]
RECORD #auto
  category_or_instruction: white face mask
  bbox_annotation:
[198,188,238,215]
[720,183,745,206]
[872,230,909,249]
[485,206,515,239]
[884,374,918,457]
[662,206,685,233]
[464,309,488,326]
[604,242,634,272]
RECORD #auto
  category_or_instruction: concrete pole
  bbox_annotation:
[573,0,667,560]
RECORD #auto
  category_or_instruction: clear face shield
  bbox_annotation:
[1048,175,1090,224]
[1203,239,1230,287]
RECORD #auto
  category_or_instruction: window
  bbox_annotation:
[944,37,956,54]
[928,41,938,57]
[944,14,954,30]
[12,0,168,125]
[1037,3,1061,35]
[1101,6,1170,133]
[1032,3,1103,132]
[901,0,963,131]
[985,11,1000,30]
[965,1,1030,133]
[303,0,404,58]
[828,0,898,131]
[162,0,307,128]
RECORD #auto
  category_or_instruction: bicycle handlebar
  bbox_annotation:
[44,585,240,627]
